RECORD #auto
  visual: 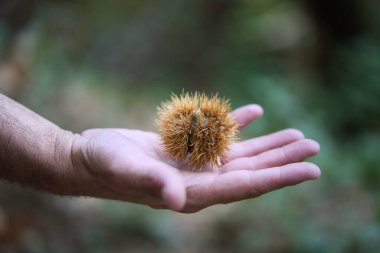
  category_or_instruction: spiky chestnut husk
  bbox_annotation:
[156,92,238,169]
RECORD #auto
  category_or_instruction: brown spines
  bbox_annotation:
[156,92,237,169]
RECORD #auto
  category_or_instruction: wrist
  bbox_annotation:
[31,128,81,196]
[55,131,103,197]
[65,132,93,196]
[68,132,120,199]
[0,93,96,196]
[51,129,79,195]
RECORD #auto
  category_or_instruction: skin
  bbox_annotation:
[0,94,320,213]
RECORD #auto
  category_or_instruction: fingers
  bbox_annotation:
[221,139,320,173]
[230,104,263,130]
[201,162,320,206]
[248,162,321,195]
[226,128,305,160]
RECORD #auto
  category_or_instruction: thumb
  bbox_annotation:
[156,163,186,211]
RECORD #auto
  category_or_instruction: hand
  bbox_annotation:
[70,104,320,213]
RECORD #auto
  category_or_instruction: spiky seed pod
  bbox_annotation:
[156,92,238,169]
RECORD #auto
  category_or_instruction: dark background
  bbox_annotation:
[1,0,379,252]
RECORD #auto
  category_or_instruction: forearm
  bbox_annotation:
[0,93,76,195]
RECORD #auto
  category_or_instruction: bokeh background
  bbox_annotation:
[1,0,380,252]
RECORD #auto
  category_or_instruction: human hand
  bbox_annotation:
[70,104,320,213]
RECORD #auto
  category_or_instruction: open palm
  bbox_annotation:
[71,104,320,213]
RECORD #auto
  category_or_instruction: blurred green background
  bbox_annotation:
[1,0,379,252]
